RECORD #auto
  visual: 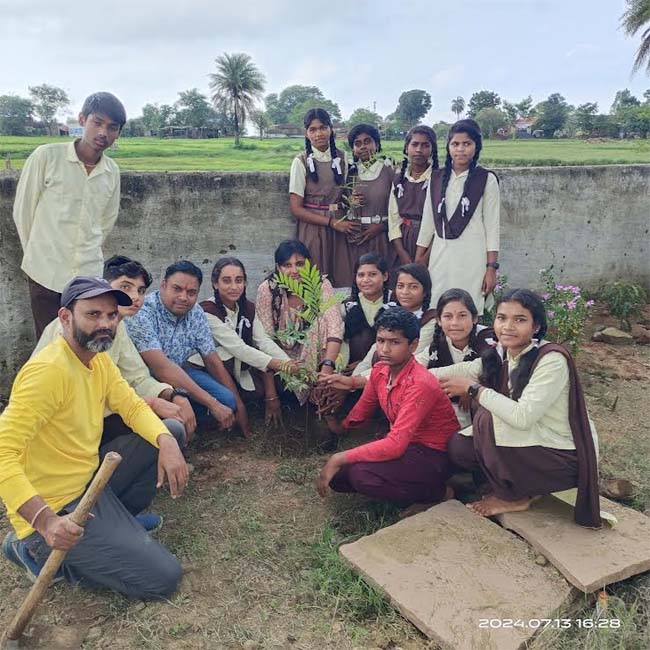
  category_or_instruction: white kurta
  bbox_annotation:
[417,170,500,314]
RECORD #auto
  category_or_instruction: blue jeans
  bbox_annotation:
[184,366,237,423]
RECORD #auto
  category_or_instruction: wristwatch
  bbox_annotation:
[170,387,190,401]
[467,383,482,399]
[320,359,336,370]
[486,262,500,270]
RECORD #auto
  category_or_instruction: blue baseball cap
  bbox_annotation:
[60,276,132,308]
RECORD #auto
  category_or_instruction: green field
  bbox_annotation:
[1,135,648,171]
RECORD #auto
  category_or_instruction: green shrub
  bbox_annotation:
[600,281,647,331]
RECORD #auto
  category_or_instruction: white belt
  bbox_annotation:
[357,215,388,225]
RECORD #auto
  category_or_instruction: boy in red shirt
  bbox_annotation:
[317,307,459,506]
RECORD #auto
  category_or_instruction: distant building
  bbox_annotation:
[69,126,83,137]
[514,118,536,138]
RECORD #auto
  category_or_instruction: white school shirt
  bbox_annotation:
[429,342,598,452]
[188,304,290,391]
[13,141,121,292]
[289,147,346,197]
[417,169,500,314]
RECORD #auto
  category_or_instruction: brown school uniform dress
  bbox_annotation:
[295,150,349,287]
[448,343,601,528]
[393,172,430,261]
[347,161,395,262]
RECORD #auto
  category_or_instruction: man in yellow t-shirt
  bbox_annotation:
[0,276,188,600]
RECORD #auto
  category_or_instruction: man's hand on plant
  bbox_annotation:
[317,452,347,498]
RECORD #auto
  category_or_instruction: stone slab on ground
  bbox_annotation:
[497,495,650,593]
[339,500,575,650]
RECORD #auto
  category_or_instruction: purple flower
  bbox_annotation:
[555,284,563,291]
[571,286,580,295]
[542,293,550,300]
[547,310,555,319]
[567,299,577,310]
[586,300,595,307]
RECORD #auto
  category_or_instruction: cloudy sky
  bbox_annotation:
[1,0,648,124]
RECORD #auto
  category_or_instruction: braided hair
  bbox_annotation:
[432,288,479,356]
[211,256,248,314]
[394,263,432,312]
[439,118,483,216]
[479,289,548,400]
[303,107,344,185]
[393,125,439,198]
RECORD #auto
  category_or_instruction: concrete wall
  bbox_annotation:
[1,166,649,397]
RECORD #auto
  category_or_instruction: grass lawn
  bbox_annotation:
[1,135,649,172]
[0,305,649,649]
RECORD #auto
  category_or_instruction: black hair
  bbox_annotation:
[351,253,389,302]
[164,260,203,285]
[81,92,127,129]
[103,255,152,288]
[211,256,248,313]
[479,288,548,400]
[274,239,312,267]
[375,306,420,344]
[433,288,479,355]
[345,253,390,339]
[347,123,383,181]
[303,107,344,186]
[347,123,382,152]
[395,263,432,312]
[394,125,439,199]
[439,118,483,215]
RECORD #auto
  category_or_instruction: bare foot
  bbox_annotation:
[467,494,532,517]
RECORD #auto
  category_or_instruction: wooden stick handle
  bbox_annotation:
[5,452,122,643]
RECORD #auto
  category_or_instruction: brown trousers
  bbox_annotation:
[28,277,61,339]
[447,411,579,501]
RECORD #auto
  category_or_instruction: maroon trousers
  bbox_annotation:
[447,416,579,502]
[330,443,451,506]
[28,277,61,339]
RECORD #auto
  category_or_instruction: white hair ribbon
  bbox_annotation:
[396,183,404,199]
[461,196,470,217]
[332,157,342,175]
[307,153,315,173]
[437,197,445,214]
[237,317,251,338]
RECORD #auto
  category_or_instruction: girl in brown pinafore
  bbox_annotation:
[431,289,601,528]
[387,126,439,269]
[289,108,352,288]
[343,124,395,270]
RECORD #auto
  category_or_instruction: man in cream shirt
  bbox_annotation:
[13,91,126,337]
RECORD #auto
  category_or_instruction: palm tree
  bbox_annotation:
[621,0,650,74]
[209,53,266,145]
[451,96,465,120]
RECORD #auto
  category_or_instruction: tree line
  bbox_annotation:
[2,56,650,141]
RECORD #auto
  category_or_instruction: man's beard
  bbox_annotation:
[72,322,115,353]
